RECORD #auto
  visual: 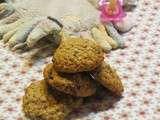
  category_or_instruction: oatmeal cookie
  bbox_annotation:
[92,62,124,96]
[22,80,83,120]
[43,63,97,97]
[53,38,104,73]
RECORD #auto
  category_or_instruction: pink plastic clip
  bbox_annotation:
[99,0,126,23]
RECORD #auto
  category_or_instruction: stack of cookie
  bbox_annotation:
[22,38,124,120]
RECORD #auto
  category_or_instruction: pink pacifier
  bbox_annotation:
[99,0,126,23]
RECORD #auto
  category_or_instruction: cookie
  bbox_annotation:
[22,80,83,120]
[92,62,124,96]
[53,37,104,73]
[43,63,97,97]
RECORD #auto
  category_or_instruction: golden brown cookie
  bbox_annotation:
[22,80,83,120]
[53,37,104,73]
[92,62,124,96]
[43,63,97,97]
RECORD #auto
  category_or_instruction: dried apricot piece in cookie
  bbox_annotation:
[43,64,97,97]
[92,62,124,96]
[22,80,83,120]
[53,37,104,73]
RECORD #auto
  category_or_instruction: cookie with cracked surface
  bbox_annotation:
[22,80,83,120]
[43,63,97,97]
[53,37,104,73]
[92,62,124,96]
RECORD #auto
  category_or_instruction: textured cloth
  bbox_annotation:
[0,0,160,120]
